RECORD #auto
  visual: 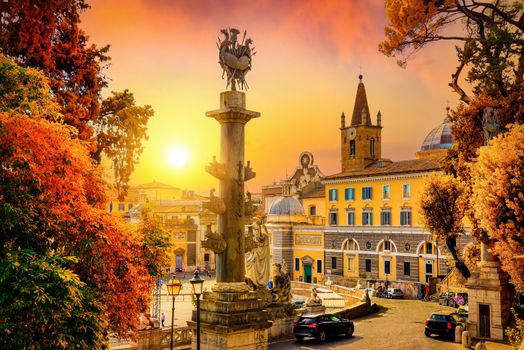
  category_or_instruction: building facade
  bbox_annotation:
[108,181,218,273]
[265,76,471,288]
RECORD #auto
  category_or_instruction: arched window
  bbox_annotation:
[349,140,356,156]
[370,138,375,158]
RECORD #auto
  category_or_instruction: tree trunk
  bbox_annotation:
[446,236,471,278]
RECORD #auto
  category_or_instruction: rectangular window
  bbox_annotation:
[344,187,355,201]
[384,260,391,275]
[365,259,372,272]
[380,210,391,226]
[118,203,125,211]
[382,185,391,200]
[128,203,133,210]
[309,205,316,216]
[400,208,412,226]
[331,256,337,269]
[384,241,391,251]
[362,187,373,200]
[204,253,210,262]
[346,209,355,226]
[348,256,355,271]
[295,258,300,271]
[329,211,338,225]
[426,243,433,254]
[404,262,411,276]
[362,210,373,226]
[329,189,338,201]
[316,260,322,273]
[402,184,411,200]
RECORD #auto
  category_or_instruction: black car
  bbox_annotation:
[425,312,465,339]
[294,313,354,342]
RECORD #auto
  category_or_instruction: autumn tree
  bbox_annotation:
[0,55,158,345]
[381,0,524,174]
[0,0,153,198]
[382,1,524,280]
[471,124,524,290]
[420,173,470,277]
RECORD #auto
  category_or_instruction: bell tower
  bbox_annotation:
[340,75,382,172]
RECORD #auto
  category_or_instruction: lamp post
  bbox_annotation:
[190,270,204,350]
[166,277,182,350]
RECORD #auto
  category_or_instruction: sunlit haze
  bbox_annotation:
[81,0,461,192]
[167,147,189,169]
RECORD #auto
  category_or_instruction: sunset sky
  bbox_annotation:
[81,0,461,193]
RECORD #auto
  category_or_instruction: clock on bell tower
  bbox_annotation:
[340,75,382,172]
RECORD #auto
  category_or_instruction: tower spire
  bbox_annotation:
[351,74,371,126]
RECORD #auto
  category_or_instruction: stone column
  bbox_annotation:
[206,90,259,292]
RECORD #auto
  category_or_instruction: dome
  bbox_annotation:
[420,116,454,151]
[269,196,305,215]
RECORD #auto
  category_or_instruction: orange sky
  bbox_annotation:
[81,0,461,193]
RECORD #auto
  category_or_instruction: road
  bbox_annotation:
[269,298,512,350]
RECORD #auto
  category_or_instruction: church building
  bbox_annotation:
[263,75,471,289]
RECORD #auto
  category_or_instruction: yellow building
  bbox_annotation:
[109,181,218,273]
[265,76,471,290]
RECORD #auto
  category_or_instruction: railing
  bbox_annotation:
[161,326,192,348]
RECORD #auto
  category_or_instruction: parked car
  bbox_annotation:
[387,288,404,299]
[292,300,305,309]
[438,292,456,306]
[425,311,465,339]
[294,313,354,342]
[457,305,469,319]
[450,292,468,308]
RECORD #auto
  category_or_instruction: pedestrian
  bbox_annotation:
[161,312,165,328]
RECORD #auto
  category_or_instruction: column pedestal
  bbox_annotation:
[465,260,515,340]
[187,291,271,350]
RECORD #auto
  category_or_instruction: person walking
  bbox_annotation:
[161,312,165,328]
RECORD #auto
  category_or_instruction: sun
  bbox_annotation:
[166,147,189,168]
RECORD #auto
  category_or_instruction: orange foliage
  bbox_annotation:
[1,103,154,335]
[471,124,524,290]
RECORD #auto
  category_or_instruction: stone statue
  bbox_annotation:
[217,27,256,90]
[305,289,322,307]
[138,313,159,330]
[245,217,270,289]
[201,224,227,254]
[205,156,226,180]
[271,262,292,302]
[482,107,500,144]
[203,188,226,215]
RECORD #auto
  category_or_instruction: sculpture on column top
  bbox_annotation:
[217,28,256,91]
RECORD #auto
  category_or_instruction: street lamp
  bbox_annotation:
[166,277,182,350]
[190,270,204,350]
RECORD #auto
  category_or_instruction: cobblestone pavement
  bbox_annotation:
[269,297,512,350]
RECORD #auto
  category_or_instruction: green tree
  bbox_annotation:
[94,90,154,200]
[138,206,173,278]
[0,250,108,350]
